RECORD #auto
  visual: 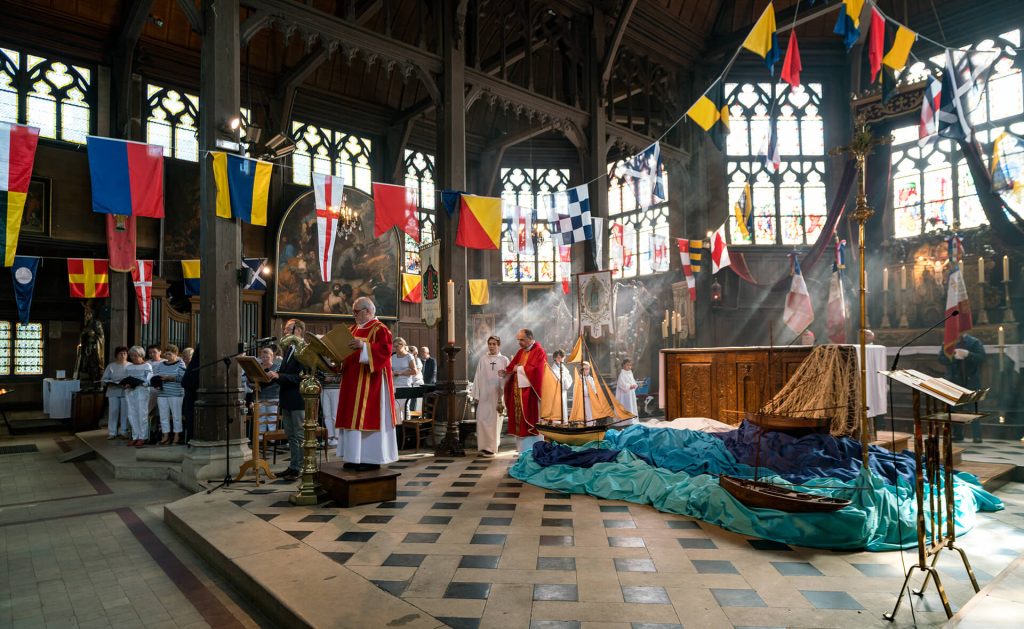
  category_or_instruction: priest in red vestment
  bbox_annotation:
[335,296,398,470]
[502,328,547,452]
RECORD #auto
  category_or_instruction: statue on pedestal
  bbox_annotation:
[74,300,105,387]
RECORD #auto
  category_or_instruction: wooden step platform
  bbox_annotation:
[318,462,400,507]
[871,431,911,452]
[956,460,1017,492]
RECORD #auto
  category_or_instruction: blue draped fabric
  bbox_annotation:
[531,441,621,468]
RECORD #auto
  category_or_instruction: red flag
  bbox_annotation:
[106,214,137,272]
[559,245,572,294]
[943,268,973,357]
[131,260,153,324]
[372,183,419,241]
[868,8,885,83]
[68,258,110,298]
[710,224,731,274]
[780,33,802,89]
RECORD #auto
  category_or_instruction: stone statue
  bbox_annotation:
[75,300,105,386]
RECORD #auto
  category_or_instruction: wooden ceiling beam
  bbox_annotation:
[175,0,204,34]
[600,0,638,96]
[112,0,156,138]
[240,10,272,45]
[607,121,687,165]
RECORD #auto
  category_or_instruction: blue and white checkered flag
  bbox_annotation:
[553,184,593,245]
[242,257,268,290]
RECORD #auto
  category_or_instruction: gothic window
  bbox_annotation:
[892,28,1023,238]
[145,84,200,161]
[290,121,373,192]
[724,82,828,246]
[0,47,92,143]
[402,150,436,274]
[607,160,670,278]
[500,168,571,283]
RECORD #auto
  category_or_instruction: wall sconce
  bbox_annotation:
[711,279,723,307]
[237,266,254,287]
[219,116,241,136]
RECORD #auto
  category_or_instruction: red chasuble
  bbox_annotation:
[336,319,397,431]
[503,341,547,437]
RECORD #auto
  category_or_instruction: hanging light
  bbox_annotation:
[334,198,362,240]
[711,279,723,306]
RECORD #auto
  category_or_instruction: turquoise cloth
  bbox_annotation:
[509,426,1003,551]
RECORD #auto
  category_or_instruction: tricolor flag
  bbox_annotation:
[710,224,731,274]
[621,144,665,210]
[11,255,39,324]
[733,182,754,240]
[1,122,40,266]
[919,76,942,142]
[68,258,110,299]
[742,2,781,74]
[871,9,917,104]
[759,126,780,172]
[456,194,502,250]
[943,266,973,358]
[86,136,165,218]
[783,254,814,336]
[834,0,865,51]
[242,257,267,290]
[373,182,420,241]
[686,82,730,152]
[181,259,200,296]
[131,260,154,325]
[313,173,344,281]
[212,152,271,226]
[780,32,802,89]
[402,272,423,303]
[826,240,848,343]
[677,239,697,301]
[511,205,534,254]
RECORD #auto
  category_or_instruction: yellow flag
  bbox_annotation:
[468,279,489,305]
[742,2,777,58]
[882,26,916,71]
[687,96,720,131]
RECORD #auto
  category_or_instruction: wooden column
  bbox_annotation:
[582,6,607,273]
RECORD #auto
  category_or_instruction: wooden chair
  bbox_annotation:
[401,393,436,451]
[261,404,329,465]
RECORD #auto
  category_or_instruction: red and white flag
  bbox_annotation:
[942,267,973,357]
[650,234,669,273]
[783,254,814,335]
[511,205,534,254]
[826,271,847,343]
[677,238,696,301]
[313,173,344,282]
[131,260,154,325]
[559,245,572,294]
[919,75,942,142]
[710,223,731,274]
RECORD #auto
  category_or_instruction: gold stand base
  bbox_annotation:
[290,373,326,506]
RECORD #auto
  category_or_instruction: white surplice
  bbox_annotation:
[336,338,399,464]
[472,352,509,453]
[615,369,639,424]
[550,362,574,422]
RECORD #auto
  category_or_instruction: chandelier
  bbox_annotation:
[334,199,362,240]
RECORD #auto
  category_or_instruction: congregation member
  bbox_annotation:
[266,318,306,481]
[501,328,547,452]
[102,346,130,440]
[615,358,640,423]
[420,346,436,386]
[180,347,194,367]
[152,345,186,445]
[123,346,153,447]
[335,297,399,470]
[408,345,425,412]
[390,337,419,424]
[472,335,509,457]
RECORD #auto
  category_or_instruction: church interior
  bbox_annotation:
[2,0,1024,627]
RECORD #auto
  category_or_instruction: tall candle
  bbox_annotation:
[978,256,985,284]
[662,316,669,339]
[676,312,682,334]
[1004,255,1010,280]
[883,267,889,292]
[901,265,907,290]
[446,280,455,344]
[671,312,677,334]
[999,325,1005,347]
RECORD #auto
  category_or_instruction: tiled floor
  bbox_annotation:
[226,449,1024,628]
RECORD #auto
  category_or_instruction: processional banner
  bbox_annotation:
[420,240,441,327]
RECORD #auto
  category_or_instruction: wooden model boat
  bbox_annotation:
[719,474,851,513]
[536,420,612,446]
[744,411,830,433]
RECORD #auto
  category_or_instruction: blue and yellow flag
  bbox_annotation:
[834,0,865,51]
[733,183,754,240]
[211,152,272,226]
[181,259,200,296]
[742,2,781,74]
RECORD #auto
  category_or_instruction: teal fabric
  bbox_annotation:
[509,430,1003,551]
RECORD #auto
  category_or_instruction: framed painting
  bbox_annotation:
[23,177,50,235]
[274,186,401,320]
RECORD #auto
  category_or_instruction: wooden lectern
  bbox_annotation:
[881,368,988,620]
[235,356,276,484]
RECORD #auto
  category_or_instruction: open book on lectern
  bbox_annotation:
[880,369,988,407]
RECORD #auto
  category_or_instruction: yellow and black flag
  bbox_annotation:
[687,81,730,152]
[868,7,916,105]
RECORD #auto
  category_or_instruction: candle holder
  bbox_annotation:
[434,344,466,457]
[881,288,892,328]
[1003,279,1016,323]
[976,282,989,325]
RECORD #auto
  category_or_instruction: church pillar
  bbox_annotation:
[183,0,248,486]
[108,273,128,361]
[582,7,607,273]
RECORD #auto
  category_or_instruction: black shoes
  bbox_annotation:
[342,462,380,472]
[280,468,300,480]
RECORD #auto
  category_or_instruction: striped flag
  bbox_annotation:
[181,259,200,296]
[1,122,40,266]
[212,152,272,226]
[313,173,344,282]
[826,240,847,343]
[783,254,814,335]
[919,76,942,142]
[131,260,153,324]
[677,238,697,301]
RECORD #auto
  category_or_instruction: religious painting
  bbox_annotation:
[275,187,400,320]
[23,177,50,235]
[576,270,613,338]
[469,313,496,357]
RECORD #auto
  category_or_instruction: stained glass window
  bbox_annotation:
[500,168,571,283]
[607,160,670,278]
[145,84,200,161]
[0,47,92,143]
[724,82,827,245]
[0,321,10,376]
[14,323,43,376]
[290,121,373,192]
[402,150,436,274]
[892,28,1023,237]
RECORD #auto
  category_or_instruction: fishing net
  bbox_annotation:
[759,345,861,436]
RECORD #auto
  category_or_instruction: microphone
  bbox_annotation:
[889,310,959,372]
[253,336,277,345]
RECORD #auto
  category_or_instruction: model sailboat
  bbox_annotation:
[535,336,636,446]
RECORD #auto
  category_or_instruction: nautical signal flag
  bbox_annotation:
[834,0,865,51]
[710,224,731,274]
[783,254,814,336]
[1,122,40,266]
[313,173,344,281]
[181,259,200,296]
[686,82,729,152]
[868,8,916,104]
[242,257,267,290]
[11,256,39,324]
[742,2,781,74]
[919,75,942,141]
[553,184,593,245]
[780,33,802,89]
[131,260,153,325]
[468,279,490,306]
[401,273,422,303]
[211,152,272,226]
[733,183,754,240]
[373,182,420,241]
[456,194,502,250]
[759,126,780,172]
[68,258,110,299]
[677,239,697,302]
[86,136,165,218]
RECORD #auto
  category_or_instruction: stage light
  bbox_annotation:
[261,133,296,160]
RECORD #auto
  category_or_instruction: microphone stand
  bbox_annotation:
[205,341,257,494]
[889,310,959,373]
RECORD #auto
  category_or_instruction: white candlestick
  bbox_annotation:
[978,256,985,284]
[901,265,907,290]
[1004,255,1010,280]
[883,267,889,292]
[999,325,1005,347]
[446,280,455,344]
[662,317,669,339]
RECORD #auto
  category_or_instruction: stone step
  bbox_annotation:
[871,431,911,452]
[903,439,966,465]
[956,460,1017,492]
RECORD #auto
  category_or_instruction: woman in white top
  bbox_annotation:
[471,335,509,457]
[390,337,418,424]
[615,358,639,424]
[123,346,154,447]
[408,345,425,413]
[102,346,130,439]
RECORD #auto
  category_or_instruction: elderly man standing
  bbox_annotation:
[335,297,399,470]
[501,328,547,452]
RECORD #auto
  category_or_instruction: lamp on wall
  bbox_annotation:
[260,133,296,160]
[710,278,723,307]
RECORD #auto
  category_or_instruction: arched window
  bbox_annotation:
[290,121,373,192]
[500,167,571,283]
[0,47,92,143]
[402,149,436,273]
[892,28,1023,237]
[724,81,827,245]
[607,160,670,278]
[145,84,199,161]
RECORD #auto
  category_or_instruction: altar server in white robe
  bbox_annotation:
[550,349,574,421]
[579,361,598,421]
[615,358,639,424]
[471,335,509,457]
